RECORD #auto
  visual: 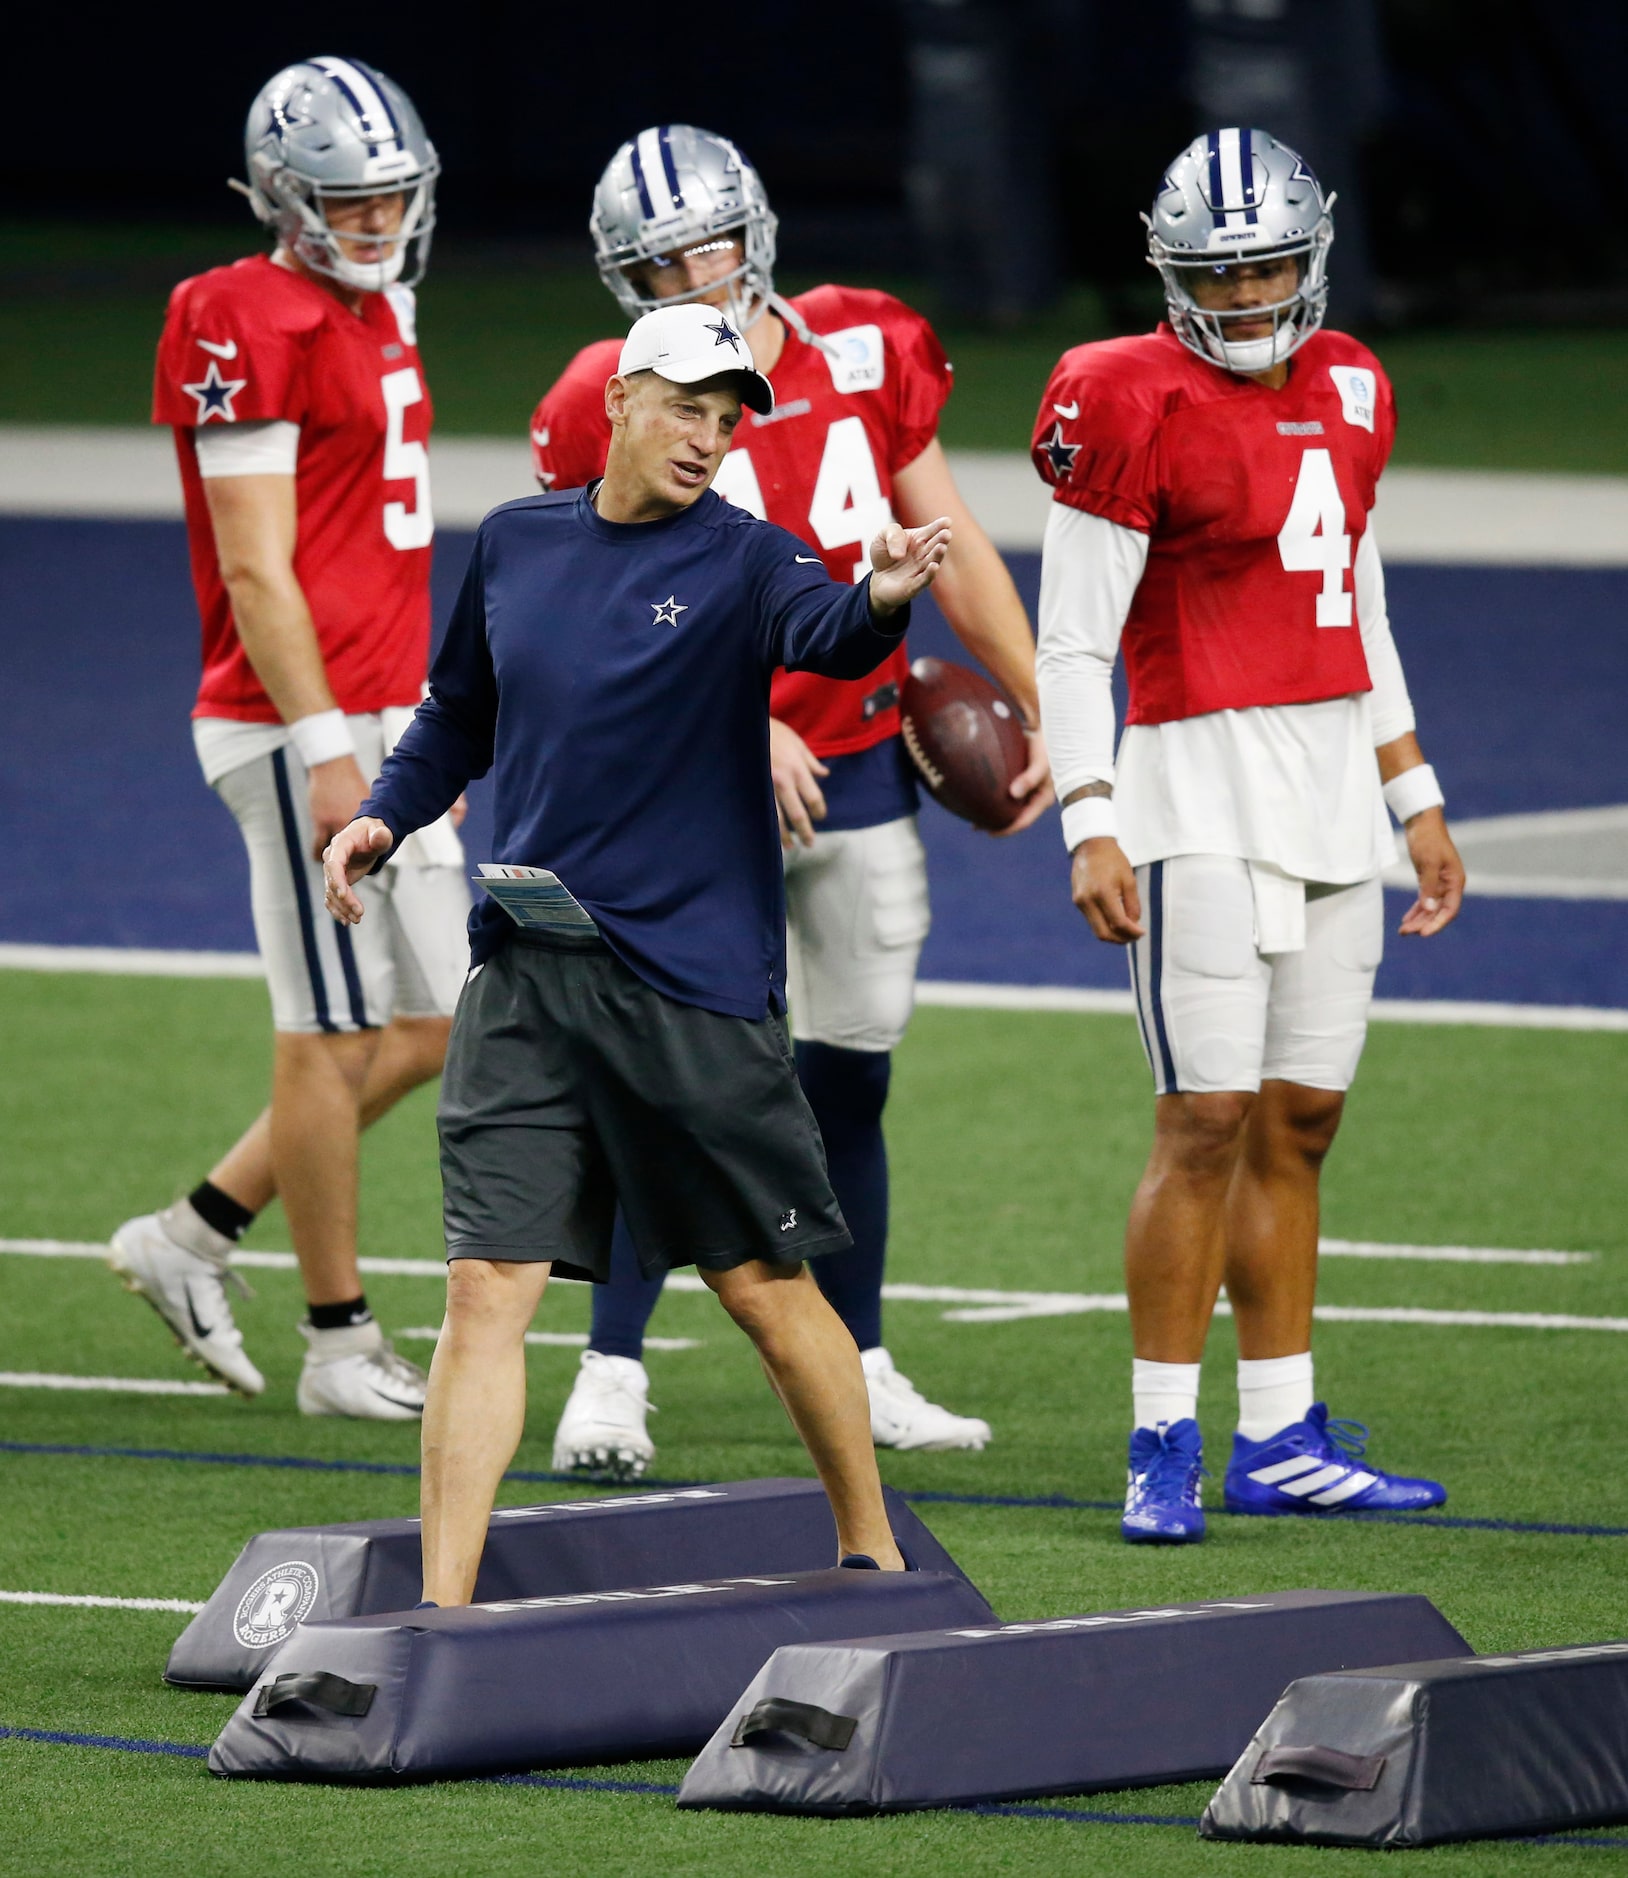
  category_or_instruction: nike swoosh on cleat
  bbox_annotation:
[368,1388,425,1410]
[183,1282,219,1343]
[197,338,239,360]
[1053,400,1080,419]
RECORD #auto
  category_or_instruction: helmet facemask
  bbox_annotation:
[596,212,778,335]
[250,161,438,293]
[1150,221,1332,374]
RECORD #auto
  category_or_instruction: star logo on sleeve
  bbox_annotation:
[706,318,742,352]
[651,595,689,627]
[182,359,249,423]
[1040,419,1080,482]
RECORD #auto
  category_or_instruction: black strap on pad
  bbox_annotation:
[253,1670,377,1720]
[731,1696,857,1752]
[1252,1743,1386,1791]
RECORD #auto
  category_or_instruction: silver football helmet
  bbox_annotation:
[591,125,781,333]
[1145,127,1334,374]
[237,57,438,293]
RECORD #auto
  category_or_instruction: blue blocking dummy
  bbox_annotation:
[1202,1641,1628,1847]
[167,1478,970,1691]
[677,1590,1471,1813]
[208,1569,996,1781]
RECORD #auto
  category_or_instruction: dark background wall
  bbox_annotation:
[9,0,1627,325]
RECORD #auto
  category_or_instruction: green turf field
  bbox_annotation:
[2,968,1626,1873]
[5,218,1628,471]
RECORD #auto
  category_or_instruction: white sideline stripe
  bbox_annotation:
[0,1590,205,1615]
[395,1326,701,1352]
[4,949,1628,1032]
[3,1239,1620,1332]
[0,1371,227,1396]
[1318,1240,1593,1266]
[4,430,1626,564]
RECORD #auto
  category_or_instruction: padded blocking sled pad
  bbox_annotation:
[676,1589,1470,1814]
[167,1477,967,1690]
[1201,1641,1628,1847]
[208,1569,995,1781]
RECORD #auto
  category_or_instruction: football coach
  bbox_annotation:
[323,300,952,1601]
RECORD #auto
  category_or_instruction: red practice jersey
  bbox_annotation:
[154,254,435,723]
[1032,325,1393,725]
[531,285,952,757]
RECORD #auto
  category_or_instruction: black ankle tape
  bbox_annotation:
[306,1297,373,1331]
[188,1180,256,1242]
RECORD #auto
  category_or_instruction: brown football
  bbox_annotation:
[899,656,1029,831]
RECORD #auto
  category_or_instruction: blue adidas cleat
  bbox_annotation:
[1122,1418,1207,1544]
[1224,1403,1446,1516]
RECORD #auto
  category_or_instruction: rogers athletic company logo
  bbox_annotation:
[232,1561,320,1649]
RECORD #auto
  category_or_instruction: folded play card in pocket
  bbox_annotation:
[476,864,599,935]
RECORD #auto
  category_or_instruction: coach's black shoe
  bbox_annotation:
[839,1554,882,1570]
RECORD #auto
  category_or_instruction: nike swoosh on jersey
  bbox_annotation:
[1053,400,1080,420]
[197,338,239,360]
[794,555,821,564]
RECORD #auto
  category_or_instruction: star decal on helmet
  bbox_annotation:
[182,359,249,424]
[706,318,742,352]
[651,595,689,627]
[1040,419,1080,482]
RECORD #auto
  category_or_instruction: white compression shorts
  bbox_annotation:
[210,716,470,1035]
[1128,855,1383,1095]
[784,815,931,1054]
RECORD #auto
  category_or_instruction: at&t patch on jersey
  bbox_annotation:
[232,1559,320,1649]
[823,324,886,394]
[1330,364,1377,432]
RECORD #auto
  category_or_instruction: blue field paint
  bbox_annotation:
[4,518,1626,1006]
[0,1722,207,1758]
[2,1440,1625,1540]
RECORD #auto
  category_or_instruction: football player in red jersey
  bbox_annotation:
[111,58,465,1420]
[1034,129,1465,1543]
[533,124,1053,1477]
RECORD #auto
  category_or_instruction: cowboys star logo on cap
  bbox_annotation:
[617,302,774,415]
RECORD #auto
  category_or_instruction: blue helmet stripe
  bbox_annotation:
[657,125,684,210]
[351,59,402,140]
[1207,130,1226,214]
[629,140,656,220]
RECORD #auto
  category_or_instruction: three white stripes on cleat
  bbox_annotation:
[1247,1454,1380,1505]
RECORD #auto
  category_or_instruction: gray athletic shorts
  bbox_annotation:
[438,932,853,1283]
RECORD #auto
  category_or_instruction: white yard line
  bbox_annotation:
[5,947,1627,1032]
[396,1326,701,1352]
[0,1371,227,1396]
[3,1236,1614,1330]
[0,1590,204,1614]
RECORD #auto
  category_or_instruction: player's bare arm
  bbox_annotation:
[894,439,1054,832]
[1063,781,1145,944]
[1378,731,1465,937]
[769,717,829,850]
[203,472,370,858]
[867,517,952,615]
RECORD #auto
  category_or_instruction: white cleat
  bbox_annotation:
[109,1212,265,1397]
[297,1320,427,1421]
[551,1351,656,1482]
[862,1346,992,1452]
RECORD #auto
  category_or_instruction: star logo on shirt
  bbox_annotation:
[181,359,248,424]
[1040,419,1080,482]
[651,595,689,627]
[706,317,742,352]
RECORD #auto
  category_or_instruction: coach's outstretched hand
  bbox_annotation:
[867,516,952,619]
[322,817,393,925]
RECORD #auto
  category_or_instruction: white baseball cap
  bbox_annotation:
[617,301,774,415]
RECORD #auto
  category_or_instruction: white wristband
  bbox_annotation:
[1383,763,1445,825]
[1061,795,1118,852]
[289,709,355,769]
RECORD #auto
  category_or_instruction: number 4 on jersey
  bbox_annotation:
[712,416,892,582]
[1277,446,1352,626]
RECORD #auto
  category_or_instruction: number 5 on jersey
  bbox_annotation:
[1277,446,1352,626]
[381,366,434,551]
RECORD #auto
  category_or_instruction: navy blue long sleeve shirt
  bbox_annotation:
[360,485,909,1019]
